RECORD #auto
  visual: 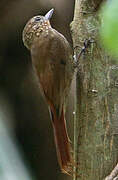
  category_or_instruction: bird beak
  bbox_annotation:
[45,8,54,20]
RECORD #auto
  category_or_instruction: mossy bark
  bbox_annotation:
[71,0,118,179]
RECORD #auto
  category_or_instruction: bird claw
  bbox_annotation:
[73,38,95,68]
[61,161,79,177]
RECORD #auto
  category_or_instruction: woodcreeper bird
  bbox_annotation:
[22,9,74,175]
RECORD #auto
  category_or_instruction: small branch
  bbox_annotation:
[105,163,118,180]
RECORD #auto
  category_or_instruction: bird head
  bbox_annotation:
[22,8,54,49]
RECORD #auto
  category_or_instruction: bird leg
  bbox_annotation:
[73,38,95,68]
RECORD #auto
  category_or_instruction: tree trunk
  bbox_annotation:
[71,0,118,179]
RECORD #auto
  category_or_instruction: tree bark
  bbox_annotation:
[71,0,118,179]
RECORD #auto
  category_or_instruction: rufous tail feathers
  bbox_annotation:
[49,103,73,175]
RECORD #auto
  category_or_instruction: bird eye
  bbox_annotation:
[35,16,41,22]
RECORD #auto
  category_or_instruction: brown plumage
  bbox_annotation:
[22,9,74,174]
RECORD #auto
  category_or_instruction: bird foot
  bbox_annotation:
[61,161,79,178]
[73,38,95,68]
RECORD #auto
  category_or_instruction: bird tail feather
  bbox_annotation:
[49,103,73,174]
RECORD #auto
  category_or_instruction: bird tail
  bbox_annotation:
[49,103,73,175]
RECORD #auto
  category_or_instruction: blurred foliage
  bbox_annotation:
[0,102,33,180]
[100,0,118,57]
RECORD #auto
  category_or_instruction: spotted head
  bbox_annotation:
[22,8,54,49]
